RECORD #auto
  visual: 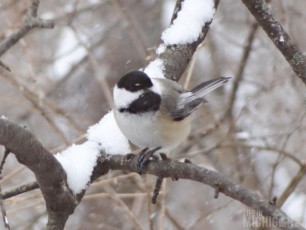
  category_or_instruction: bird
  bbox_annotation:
[113,70,230,173]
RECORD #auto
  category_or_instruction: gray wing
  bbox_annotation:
[155,77,230,121]
[170,94,204,121]
[154,79,204,121]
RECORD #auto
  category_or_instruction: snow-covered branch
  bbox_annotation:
[144,0,219,81]
[0,118,76,230]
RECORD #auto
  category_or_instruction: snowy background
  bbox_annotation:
[0,0,306,229]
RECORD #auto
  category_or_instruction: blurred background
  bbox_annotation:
[0,0,306,229]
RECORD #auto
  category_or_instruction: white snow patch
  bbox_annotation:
[55,141,100,194]
[156,44,166,55]
[279,35,284,43]
[161,0,215,45]
[1,115,7,120]
[56,111,130,194]
[144,59,165,79]
[87,111,130,155]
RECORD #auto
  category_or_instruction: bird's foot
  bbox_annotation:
[137,147,161,174]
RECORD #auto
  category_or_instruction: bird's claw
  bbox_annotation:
[137,147,161,174]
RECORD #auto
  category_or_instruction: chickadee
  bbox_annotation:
[113,70,229,172]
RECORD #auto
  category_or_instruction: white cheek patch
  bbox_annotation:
[113,86,142,109]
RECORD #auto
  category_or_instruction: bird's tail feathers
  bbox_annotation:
[191,77,230,99]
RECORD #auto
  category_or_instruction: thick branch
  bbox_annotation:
[100,154,304,230]
[241,0,306,84]
[0,119,76,229]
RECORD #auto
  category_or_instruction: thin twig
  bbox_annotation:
[69,25,114,108]
[152,176,163,204]
[0,149,11,230]
[2,182,39,200]
[220,143,303,166]
[224,22,258,119]
[0,67,70,144]
[103,184,143,230]
[277,163,306,208]
[158,179,167,230]
[112,0,147,61]
[0,0,54,57]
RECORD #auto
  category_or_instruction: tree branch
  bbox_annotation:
[224,22,258,119]
[100,154,304,230]
[0,119,76,230]
[158,0,220,82]
[241,0,306,84]
[0,0,54,58]
[2,182,39,200]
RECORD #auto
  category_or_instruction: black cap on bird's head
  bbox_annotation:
[117,71,153,92]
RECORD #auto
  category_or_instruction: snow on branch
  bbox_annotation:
[161,0,215,45]
[145,0,219,82]
[55,111,130,194]
[0,116,76,229]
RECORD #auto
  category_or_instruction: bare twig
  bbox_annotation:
[2,182,39,200]
[0,67,70,144]
[241,0,306,84]
[164,208,185,230]
[220,143,303,167]
[69,25,114,108]
[0,149,10,174]
[277,163,306,208]
[112,0,147,61]
[224,22,258,118]
[103,185,143,230]
[152,176,163,204]
[0,149,11,230]
[158,179,167,230]
[0,0,54,57]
